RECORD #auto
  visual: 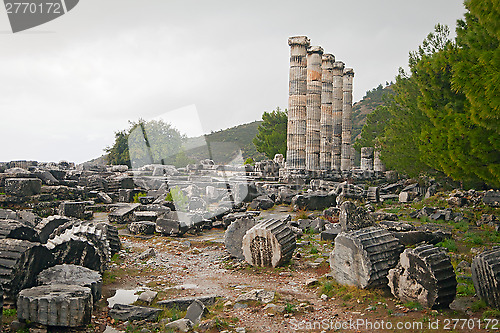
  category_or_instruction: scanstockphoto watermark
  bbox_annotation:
[3,0,79,33]
[289,318,500,331]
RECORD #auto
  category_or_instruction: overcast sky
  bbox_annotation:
[0,0,466,163]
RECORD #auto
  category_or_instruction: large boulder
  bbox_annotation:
[291,192,337,211]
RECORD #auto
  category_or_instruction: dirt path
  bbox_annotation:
[98,208,482,333]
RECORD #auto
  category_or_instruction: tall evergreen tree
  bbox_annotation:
[253,107,288,159]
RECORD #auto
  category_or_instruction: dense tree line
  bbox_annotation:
[356,0,499,187]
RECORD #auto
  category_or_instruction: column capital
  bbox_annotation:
[307,46,324,54]
[322,53,335,62]
[288,36,310,46]
[333,61,345,70]
[343,68,355,76]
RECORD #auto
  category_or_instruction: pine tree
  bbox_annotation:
[253,107,288,159]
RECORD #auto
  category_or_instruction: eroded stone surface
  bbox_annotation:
[331,226,403,288]
[224,217,258,260]
[242,219,296,268]
[472,247,500,309]
[388,244,457,309]
[17,284,92,327]
[37,264,102,303]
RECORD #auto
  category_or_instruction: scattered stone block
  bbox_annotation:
[185,299,207,325]
[109,304,162,322]
[366,187,380,203]
[164,319,193,332]
[472,247,500,309]
[37,264,102,303]
[157,295,218,310]
[97,192,113,204]
[137,248,156,260]
[58,202,87,219]
[138,290,158,304]
[128,221,156,235]
[108,203,140,224]
[249,196,274,210]
[133,211,158,222]
[242,219,296,268]
[5,178,41,196]
[330,226,403,288]
[292,192,336,211]
[0,219,39,242]
[483,190,500,207]
[321,227,341,242]
[0,239,54,298]
[392,230,447,246]
[388,244,457,309]
[17,284,92,327]
[156,218,188,236]
[339,201,375,232]
[224,217,257,260]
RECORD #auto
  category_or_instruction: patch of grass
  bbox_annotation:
[420,215,432,223]
[214,317,230,329]
[3,308,16,318]
[342,293,353,301]
[464,232,485,245]
[285,303,296,313]
[483,309,500,319]
[310,246,319,254]
[470,300,487,312]
[456,282,475,297]
[384,207,401,214]
[437,238,458,252]
[486,231,500,244]
[295,210,309,220]
[320,281,335,298]
[404,301,423,311]
[454,220,470,232]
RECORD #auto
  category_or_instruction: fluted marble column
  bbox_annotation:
[331,61,345,171]
[341,68,354,171]
[320,53,335,171]
[286,36,310,170]
[305,46,323,171]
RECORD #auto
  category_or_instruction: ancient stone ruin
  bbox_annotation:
[285,36,355,178]
[388,244,457,309]
[472,247,500,309]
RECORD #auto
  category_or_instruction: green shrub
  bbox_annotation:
[437,238,458,252]
[133,192,147,203]
[165,186,189,211]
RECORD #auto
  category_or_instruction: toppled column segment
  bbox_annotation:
[17,284,93,327]
[472,247,500,309]
[242,218,296,267]
[330,226,403,288]
[388,244,457,309]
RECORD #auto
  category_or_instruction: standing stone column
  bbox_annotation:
[320,54,335,171]
[374,149,386,172]
[331,61,345,171]
[341,68,354,171]
[286,36,310,171]
[360,147,374,170]
[306,46,323,171]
